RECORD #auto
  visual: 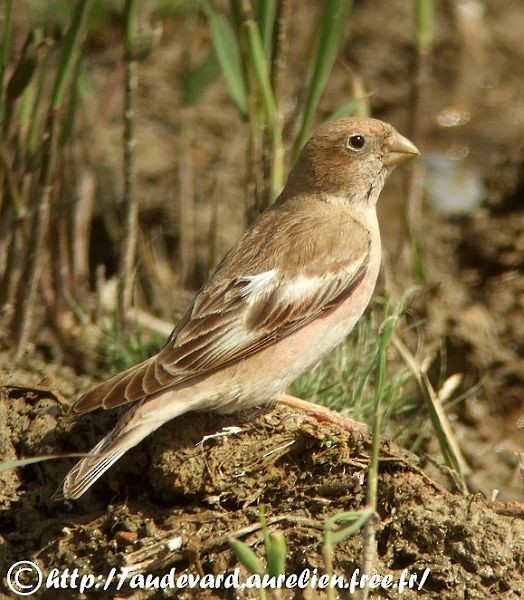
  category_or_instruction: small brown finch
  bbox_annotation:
[62,117,418,499]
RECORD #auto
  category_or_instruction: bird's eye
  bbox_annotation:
[346,134,366,151]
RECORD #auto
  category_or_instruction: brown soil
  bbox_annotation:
[1,380,523,599]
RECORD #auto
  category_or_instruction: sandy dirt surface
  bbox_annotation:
[0,377,523,598]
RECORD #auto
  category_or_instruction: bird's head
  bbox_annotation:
[285,117,419,205]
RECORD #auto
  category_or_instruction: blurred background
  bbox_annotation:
[0,0,523,501]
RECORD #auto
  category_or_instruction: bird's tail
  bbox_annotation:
[61,401,162,499]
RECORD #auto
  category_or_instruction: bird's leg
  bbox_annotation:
[277,393,368,433]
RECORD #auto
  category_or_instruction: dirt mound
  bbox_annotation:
[1,383,522,599]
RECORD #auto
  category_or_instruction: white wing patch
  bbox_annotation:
[281,274,326,302]
[240,270,277,304]
[241,264,359,314]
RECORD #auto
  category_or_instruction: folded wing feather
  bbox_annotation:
[71,210,371,415]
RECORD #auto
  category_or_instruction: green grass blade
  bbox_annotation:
[18,73,36,129]
[0,0,14,116]
[6,34,46,103]
[203,1,247,115]
[182,47,220,106]
[266,532,287,577]
[229,538,264,575]
[2,32,43,136]
[51,0,92,110]
[415,0,433,49]
[327,96,362,122]
[243,17,276,125]
[26,51,50,168]
[124,0,138,50]
[293,0,352,158]
[325,509,374,546]
[59,54,82,146]
[255,0,277,59]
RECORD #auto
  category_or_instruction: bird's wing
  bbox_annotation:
[71,208,372,414]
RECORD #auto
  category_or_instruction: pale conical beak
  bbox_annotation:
[383,132,420,166]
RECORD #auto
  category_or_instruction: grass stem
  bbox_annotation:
[118,0,139,326]
[12,0,91,360]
